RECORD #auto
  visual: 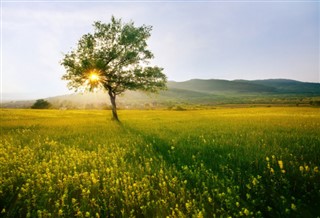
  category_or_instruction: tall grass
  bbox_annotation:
[1,108,319,217]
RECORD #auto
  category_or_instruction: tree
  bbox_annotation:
[61,16,167,121]
[31,99,51,109]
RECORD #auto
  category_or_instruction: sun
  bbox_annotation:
[87,69,101,82]
[89,73,100,82]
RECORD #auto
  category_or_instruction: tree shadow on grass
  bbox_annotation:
[118,121,262,185]
[119,122,174,163]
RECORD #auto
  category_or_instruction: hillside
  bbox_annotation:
[1,78,319,109]
[235,79,320,94]
[169,79,320,94]
[168,79,277,93]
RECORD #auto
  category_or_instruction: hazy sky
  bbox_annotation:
[1,1,319,100]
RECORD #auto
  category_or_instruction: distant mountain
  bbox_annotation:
[168,79,276,93]
[1,78,319,109]
[237,79,320,94]
[169,79,320,94]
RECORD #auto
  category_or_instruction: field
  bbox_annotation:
[1,107,319,217]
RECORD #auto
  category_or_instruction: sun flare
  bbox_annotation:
[89,73,99,82]
[87,69,101,83]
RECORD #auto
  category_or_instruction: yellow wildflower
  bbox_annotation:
[278,160,283,169]
[244,208,249,216]
[185,201,192,212]
[299,166,304,172]
[197,211,204,218]
[252,178,258,186]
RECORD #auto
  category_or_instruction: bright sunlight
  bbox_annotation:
[89,72,100,82]
[86,69,103,91]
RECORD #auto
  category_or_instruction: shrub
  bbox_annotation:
[31,99,52,109]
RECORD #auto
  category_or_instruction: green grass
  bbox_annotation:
[1,108,320,217]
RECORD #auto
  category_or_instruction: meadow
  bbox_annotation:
[0,107,319,217]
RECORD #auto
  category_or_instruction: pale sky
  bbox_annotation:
[1,1,319,100]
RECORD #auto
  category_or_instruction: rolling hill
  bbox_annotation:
[1,79,319,108]
[168,79,277,93]
[238,79,320,94]
[169,79,320,94]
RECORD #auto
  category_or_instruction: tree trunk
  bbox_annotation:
[108,90,119,121]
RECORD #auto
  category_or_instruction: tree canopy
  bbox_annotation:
[31,99,51,109]
[61,16,167,121]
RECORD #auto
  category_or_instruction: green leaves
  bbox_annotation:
[61,16,166,95]
[130,66,167,92]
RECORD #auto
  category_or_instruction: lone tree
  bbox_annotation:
[61,16,167,121]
